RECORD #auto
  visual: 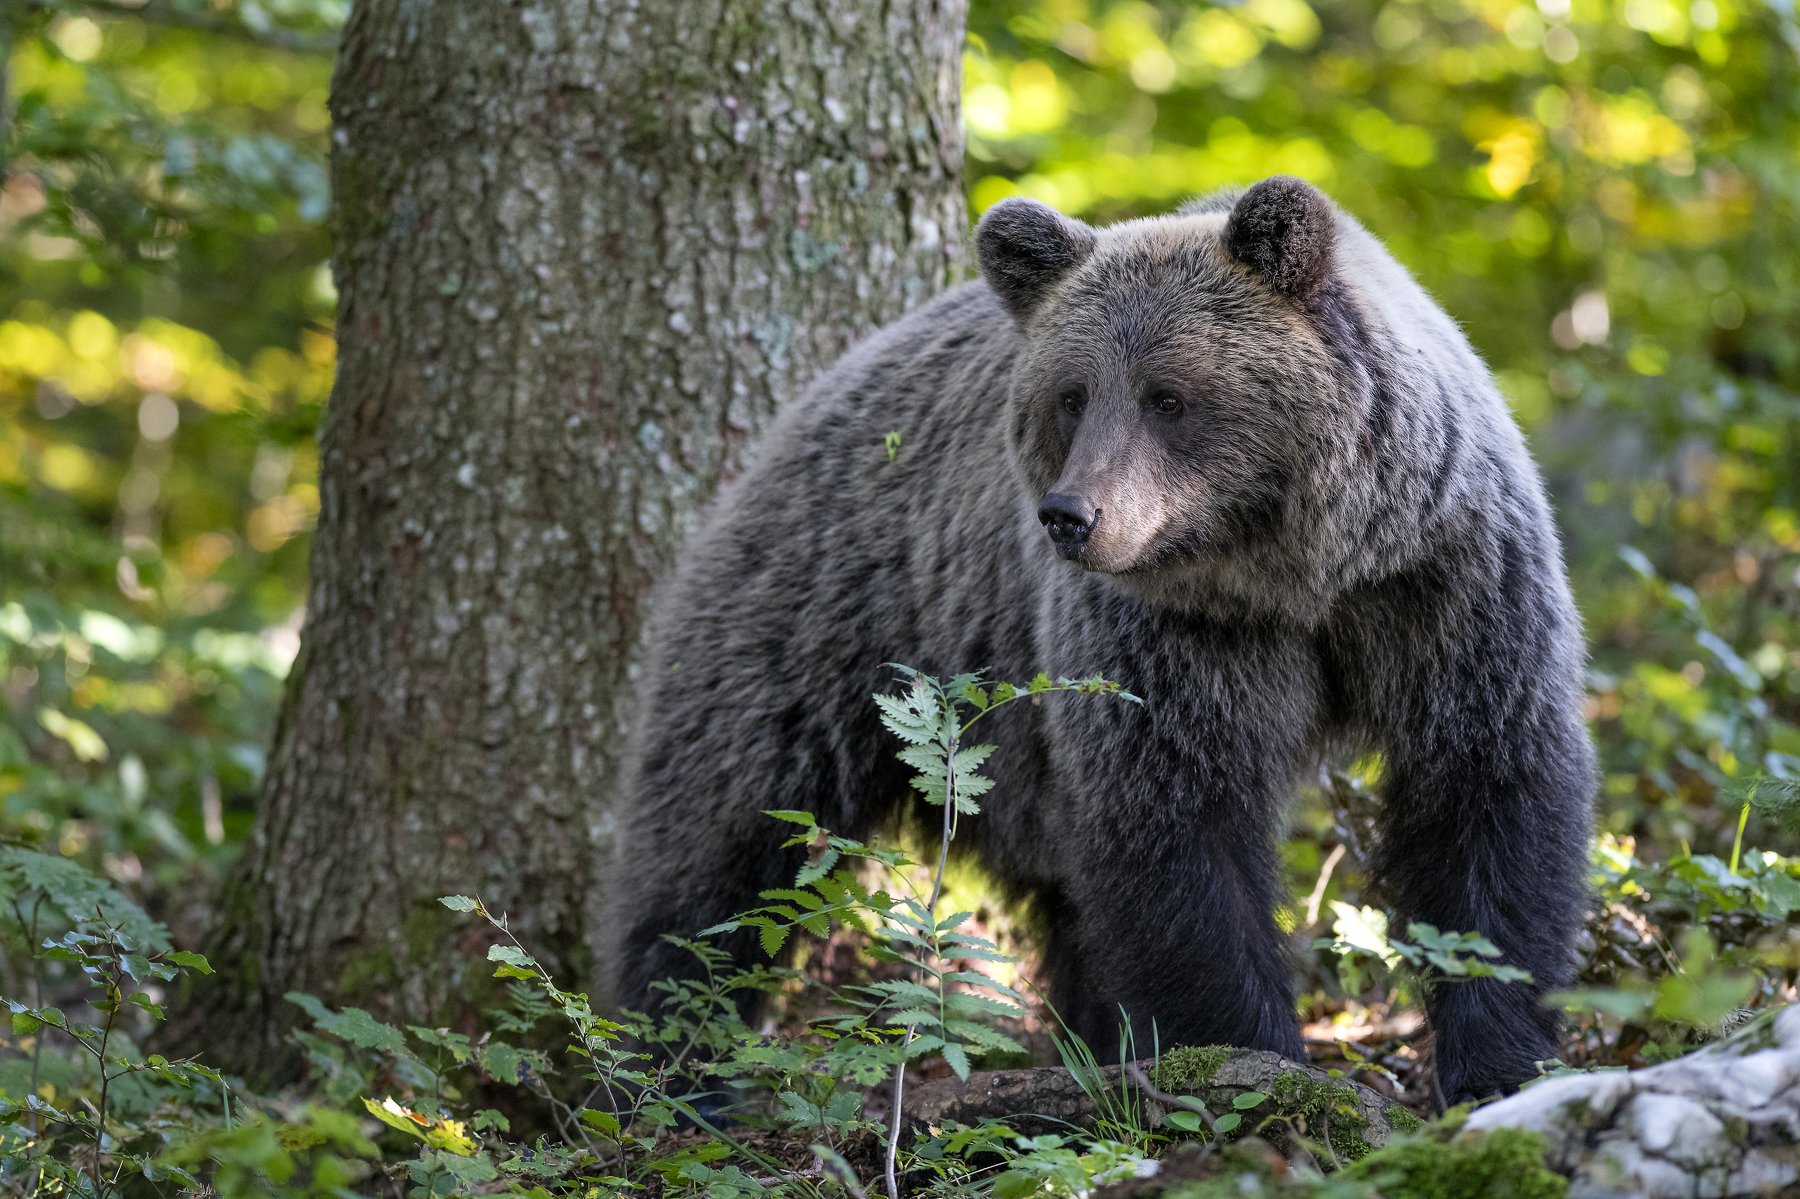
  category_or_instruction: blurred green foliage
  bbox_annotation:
[0,0,1796,1086]
[2,1,336,902]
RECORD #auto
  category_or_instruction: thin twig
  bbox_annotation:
[1128,1062,1329,1177]
[91,919,122,1199]
[1321,1108,1343,1169]
[1303,843,1347,927]
[12,896,45,1141]
[663,950,724,1077]
[884,723,959,1199]
[1123,1061,1218,1136]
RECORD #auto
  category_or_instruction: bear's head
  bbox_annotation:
[978,176,1372,606]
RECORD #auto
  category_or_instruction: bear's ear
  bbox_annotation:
[976,198,1098,322]
[1223,176,1337,301]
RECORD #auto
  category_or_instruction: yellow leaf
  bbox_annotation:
[361,1097,477,1156]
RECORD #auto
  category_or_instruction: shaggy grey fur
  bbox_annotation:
[603,176,1596,1105]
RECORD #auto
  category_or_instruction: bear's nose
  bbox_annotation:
[1038,493,1099,557]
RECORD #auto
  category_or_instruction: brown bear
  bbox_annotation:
[603,176,1595,1104]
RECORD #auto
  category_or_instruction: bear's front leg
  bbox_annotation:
[1050,792,1308,1062]
[1036,610,1321,1064]
[1361,546,1596,1105]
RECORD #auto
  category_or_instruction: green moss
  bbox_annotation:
[1345,1127,1568,1199]
[1152,1044,1234,1092]
[1162,1127,1566,1199]
[1323,1115,1374,1162]
[1266,1070,1330,1116]
[1151,1056,1427,1169]
[1386,1105,1426,1134]
[1267,1070,1377,1162]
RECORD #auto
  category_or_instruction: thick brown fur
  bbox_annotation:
[602,176,1596,1105]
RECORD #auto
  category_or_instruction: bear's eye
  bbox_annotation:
[1149,391,1184,416]
[1059,388,1085,416]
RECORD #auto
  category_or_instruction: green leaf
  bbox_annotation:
[1163,1109,1205,1133]
[942,993,1028,1020]
[295,1000,412,1056]
[949,744,995,774]
[487,944,531,966]
[0,847,170,951]
[471,1044,522,1087]
[1233,1091,1267,1109]
[761,887,826,910]
[1214,1112,1242,1135]
[942,1014,1024,1043]
[931,942,1013,963]
[433,1149,497,1182]
[860,978,942,1006]
[993,1173,1042,1199]
[875,703,934,746]
[763,809,818,827]
[1550,985,1654,1022]
[579,1108,621,1137]
[897,744,949,774]
[438,895,479,912]
[795,848,840,887]
[883,1007,939,1028]
[166,950,213,974]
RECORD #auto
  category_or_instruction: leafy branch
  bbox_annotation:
[2,890,217,1198]
[872,667,1138,1199]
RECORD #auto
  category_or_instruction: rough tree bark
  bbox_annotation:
[188,0,966,1074]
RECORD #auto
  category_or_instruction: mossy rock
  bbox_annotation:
[1148,1046,1420,1166]
[1266,1068,1380,1162]
[1151,1044,1235,1092]
[1344,1127,1568,1199]
[1387,1104,1426,1134]
[1133,1127,1565,1199]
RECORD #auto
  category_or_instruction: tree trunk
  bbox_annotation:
[188,0,965,1075]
